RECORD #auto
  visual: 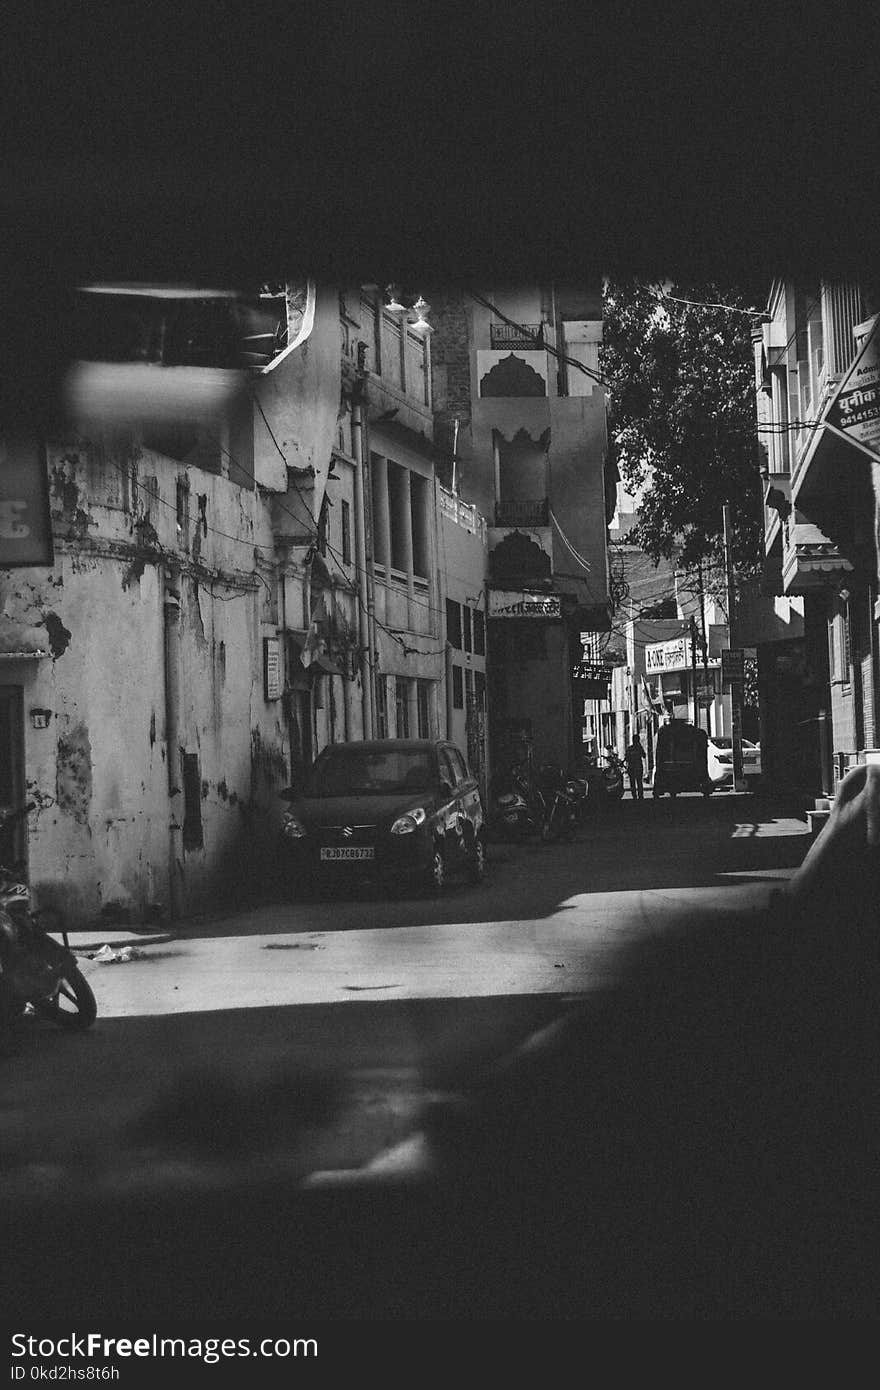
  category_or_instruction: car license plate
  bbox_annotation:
[320,846,374,861]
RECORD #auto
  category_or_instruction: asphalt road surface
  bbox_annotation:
[3,790,813,1323]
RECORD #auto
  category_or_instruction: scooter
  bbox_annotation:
[0,829,97,1048]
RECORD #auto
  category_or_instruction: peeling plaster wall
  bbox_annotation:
[4,433,290,926]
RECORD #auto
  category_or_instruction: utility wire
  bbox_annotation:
[464,289,610,388]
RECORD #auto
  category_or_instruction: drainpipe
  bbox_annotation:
[350,397,374,737]
[445,641,455,739]
[162,564,184,919]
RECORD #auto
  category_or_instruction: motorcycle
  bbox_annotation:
[535,763,580,842]
[0,814,97,1048]
[601,748,626,802]
[569,749,624,809]
[492,761,549,841]
[563,764,591,823]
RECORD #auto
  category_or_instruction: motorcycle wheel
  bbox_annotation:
[33,965,97,1031]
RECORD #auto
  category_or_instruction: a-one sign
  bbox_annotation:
[645,636,723,673]
[488,590,561,619]
[721,648,745,682]
[0,436,54,567]
[826,315,880,459]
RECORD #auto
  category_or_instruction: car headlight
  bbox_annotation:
[390,806,428,835]
[282,811,308,839]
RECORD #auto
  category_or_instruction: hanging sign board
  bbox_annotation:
[488,590,561,619]
[0,436,54,567]
[825,316,880,459]
[721,648,745,683]
[263,636,282,700]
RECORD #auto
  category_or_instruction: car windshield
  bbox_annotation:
[301,748,437,797]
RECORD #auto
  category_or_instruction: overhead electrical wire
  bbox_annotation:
[464,289,610,388]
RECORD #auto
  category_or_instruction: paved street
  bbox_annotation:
[3,788,815,1321]
[4,790,810,1173]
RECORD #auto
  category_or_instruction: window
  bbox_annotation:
[317,496,329,556]
[388,461,407,572]
[446,598,462,648]
[417,680,431,737]
[473,608,485,655]
[395,677,410,737]
[462,605,473,654]
[182,752,203,850]
[452,666,464,709]
[410,473,429,576]
[176,476,190,541]
[375,675,389,738]
[341,499,352,565]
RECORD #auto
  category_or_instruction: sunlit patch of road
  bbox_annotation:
[80,881,782,1020]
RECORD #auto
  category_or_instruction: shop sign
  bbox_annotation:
[721,648,744,683]
[570,661,608,681]
[645,636,687,672]
[263,636,282,700]
[826,316,880,459]
[0,436,54,567]
[696,683,714,706]
[488,590,561,619]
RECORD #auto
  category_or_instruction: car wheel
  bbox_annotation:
[425,844,446,895]
[469,836,486,884]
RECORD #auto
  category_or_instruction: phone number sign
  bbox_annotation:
[0,436,54,567]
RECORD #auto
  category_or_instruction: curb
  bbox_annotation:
[67,931,177,953]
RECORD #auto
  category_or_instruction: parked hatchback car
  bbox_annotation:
[706,735,762,788]
[277,738,487,896]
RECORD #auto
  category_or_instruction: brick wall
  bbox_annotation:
[429,291,472,483]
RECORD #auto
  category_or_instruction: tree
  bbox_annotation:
[600,280,764,591]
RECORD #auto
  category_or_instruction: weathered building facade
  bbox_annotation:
[429,284,614,779]
[752,277,880,808]
[0,282,344,926]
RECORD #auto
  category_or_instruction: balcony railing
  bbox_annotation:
[494,498,549,527]
[438,485,488,541]
[489,323,543,351]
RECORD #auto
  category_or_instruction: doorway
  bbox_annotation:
[0,686,26,869]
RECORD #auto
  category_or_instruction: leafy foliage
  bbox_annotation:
[600,280,764,578]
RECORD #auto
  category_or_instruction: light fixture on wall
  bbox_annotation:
[409,296,433,337]
[30,708,52,729]
[839,586,851,604]
[384,285,408,314]
[382,286,433,334]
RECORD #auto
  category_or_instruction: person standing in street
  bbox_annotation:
[625,733,646,800]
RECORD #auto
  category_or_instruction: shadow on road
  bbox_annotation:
[166,792,812,940]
